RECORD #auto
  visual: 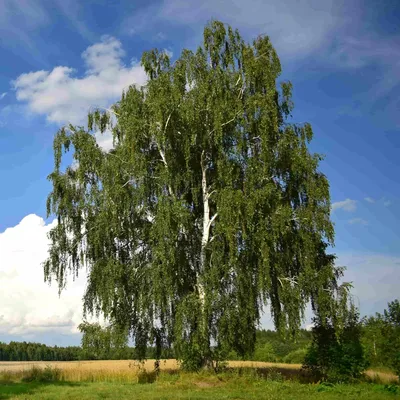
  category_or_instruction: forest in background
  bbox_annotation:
[0,329,313,363]
[1,299,398,377]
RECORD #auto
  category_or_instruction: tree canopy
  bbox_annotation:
[44,20,347,369]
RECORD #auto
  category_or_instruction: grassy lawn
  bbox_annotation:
[0,381,398,399]
[0,376,399,400]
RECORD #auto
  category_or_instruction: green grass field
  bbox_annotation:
[0,378,399,400]
[0,364,399,400]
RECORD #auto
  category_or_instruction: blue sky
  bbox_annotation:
[0,0,399,345]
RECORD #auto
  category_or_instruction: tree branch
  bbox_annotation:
[207,213,218,230]
[91,106,120,117]
[122,179,133,188]
[164,112,172,133]
[205,190,217,201]
[209,111,241,136]
[159,147,168,168]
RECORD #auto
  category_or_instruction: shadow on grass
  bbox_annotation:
[0,381,84,400]
[224,366,316,383]
[158,366,316,385]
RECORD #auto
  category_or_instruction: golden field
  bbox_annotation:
[0,360,398,384]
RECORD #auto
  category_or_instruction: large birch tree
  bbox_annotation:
[44,21,346,369]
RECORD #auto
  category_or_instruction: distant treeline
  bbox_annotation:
[0,341,145,362]
[0,329,310,363]
[0,342,82,362]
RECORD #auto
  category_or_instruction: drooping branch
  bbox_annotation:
[209,111,241,136]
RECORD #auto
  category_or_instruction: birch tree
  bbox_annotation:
[44,20,346,369]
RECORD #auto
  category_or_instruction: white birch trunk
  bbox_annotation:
[198,151,218,351]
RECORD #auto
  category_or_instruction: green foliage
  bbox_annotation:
[362,299,400,378]
[245,328,311,363]
[303,305,368,382]
[382,384,399,394]
[282,348,308,364]
[78,321,129,360]
[252,342,277,362]
[44,20,344,369]
[0,341,83,361]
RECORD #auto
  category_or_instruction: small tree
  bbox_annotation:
[303,299,368,382]
[45,20,346,369]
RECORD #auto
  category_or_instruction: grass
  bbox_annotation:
[0,376,398,399]
[0,360,398,399]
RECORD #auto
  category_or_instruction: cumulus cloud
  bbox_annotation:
[12,36,147,127]
[0,214,86,337]
[0,92,6,100]
[331,198,357,212]
[364,197,375,203]
[348,218,368,226]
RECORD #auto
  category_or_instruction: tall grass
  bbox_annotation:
[0,360,398,385]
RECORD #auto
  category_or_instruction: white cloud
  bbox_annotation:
[331,198,357,212]
[0,92,7,100]
[305,323,314,331]
[338,253,400,316]
[156,32,167,41]
[384,200,392,207]
[164,49,173,59]
[364,197,375,203]
[348,217,368,226]
[0,214,86,336]
[12,36,147,131]
[94,130,114,153]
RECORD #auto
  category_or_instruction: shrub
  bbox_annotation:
[252,343,277,363]
[282,348,308,364]
[303,307,368,383]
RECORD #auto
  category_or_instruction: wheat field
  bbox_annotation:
[0,359,398,384]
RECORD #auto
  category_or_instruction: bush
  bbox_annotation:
[283,348,308,364]
[303,308,368,383]
[252,343,277,363]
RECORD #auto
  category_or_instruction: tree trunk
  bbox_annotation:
[197,151,217,366]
